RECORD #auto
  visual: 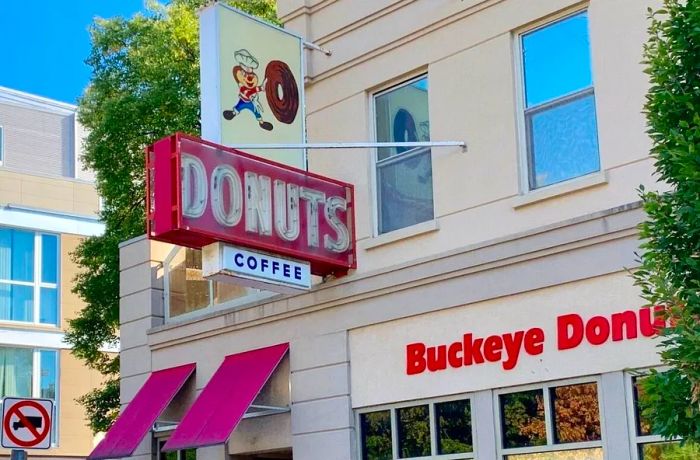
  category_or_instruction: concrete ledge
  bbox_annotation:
[512,171,609,209]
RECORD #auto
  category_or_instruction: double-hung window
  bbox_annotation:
[374,76,433,235]
[0,227,59,325]
[520,11,600,190]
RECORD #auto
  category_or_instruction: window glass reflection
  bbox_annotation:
[640,442,700,460]
[0,347,33,398]
[522,12,592,107]
[506,447,604,460]
[360,410,392,460]
[436,399,473,454]
[551,382,601,443]
[501,389,547,448]
[375,77,433,234]
[527,93,599,188]
[169,248,210,317]
[397,405,430,458]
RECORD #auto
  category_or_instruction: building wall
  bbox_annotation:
[277,0,660,274]
[0,88,105,459]
[116,1,669,459]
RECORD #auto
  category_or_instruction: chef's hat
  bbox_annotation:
[234,49,259,72]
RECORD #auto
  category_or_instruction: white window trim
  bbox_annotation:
[356,393,476,460]
[0,346,60,447]
[493,375,606,459]
[514,7,599,195]
[370,73,435,238]
[0,230,61,327]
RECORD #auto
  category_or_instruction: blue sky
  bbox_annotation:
[0,1,147,104]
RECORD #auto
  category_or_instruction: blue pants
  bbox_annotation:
[234,99,262,120]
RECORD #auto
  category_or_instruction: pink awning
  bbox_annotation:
[162,343,289,451]
[88,363,195,460]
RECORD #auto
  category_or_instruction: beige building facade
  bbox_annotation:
[114,1,687,460]
[0,87,106,459]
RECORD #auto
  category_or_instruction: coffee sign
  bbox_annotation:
[147,134,356,276]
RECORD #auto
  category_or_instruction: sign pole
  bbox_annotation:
[11,449,27,460]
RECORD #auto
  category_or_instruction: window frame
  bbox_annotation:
[494,376,605,459]
[514,7,600,193]
[0,346,60,446]
[370,73,434,237]
[0,228,61,326]
[356,393,476,460]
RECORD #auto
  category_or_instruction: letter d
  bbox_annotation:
[406,343,427,375]
[557,314,584,350]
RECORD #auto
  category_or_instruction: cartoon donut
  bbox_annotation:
[265,60,299,124]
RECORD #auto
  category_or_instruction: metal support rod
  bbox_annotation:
[303,41,332,56]
[227,141,467,152]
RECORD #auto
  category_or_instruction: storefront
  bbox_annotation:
[92,0,690,459]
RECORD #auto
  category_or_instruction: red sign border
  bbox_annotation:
[146,133,357,276]
[2,399,52,449]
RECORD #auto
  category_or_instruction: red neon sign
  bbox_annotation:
[146,134,356,276]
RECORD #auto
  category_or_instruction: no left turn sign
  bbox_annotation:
[1,397,53,449]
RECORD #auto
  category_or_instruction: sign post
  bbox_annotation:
[1,397,53,450]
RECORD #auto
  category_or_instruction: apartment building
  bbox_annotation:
[0,87,106,459]
[104,0,688,459]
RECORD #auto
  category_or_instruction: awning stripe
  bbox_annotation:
[162,343,288,451]
[88,363,195,460]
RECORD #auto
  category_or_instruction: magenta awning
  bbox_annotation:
[88,363,195,460]
[162,343,289,452]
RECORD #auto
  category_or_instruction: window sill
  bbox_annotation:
[362,219,440,251]
[512,171,608,209]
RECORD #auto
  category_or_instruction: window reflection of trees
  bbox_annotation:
[551,383,601,443]
[501,390,547,448]
[397,405,430,458]
[361,411,392,460]
[436,399,473,454]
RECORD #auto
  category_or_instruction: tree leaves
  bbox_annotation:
[67,0,278,433]
[635,0,700,443]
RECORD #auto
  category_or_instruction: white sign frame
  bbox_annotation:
[1,397,53,449]
[202,242,312,294]
[199,2,307,169]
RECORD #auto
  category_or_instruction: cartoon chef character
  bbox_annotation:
[222,49,273,131]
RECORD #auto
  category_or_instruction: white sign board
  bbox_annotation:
[1,397,53,449]
[199,3,306,169]
[349,273,662,408]
[203,242,311,294]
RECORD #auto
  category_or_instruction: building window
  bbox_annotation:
[520,11,600,190]
[359,397,473,459]
[164,246,276,321]
[498,381,603,459]
[0,125,4,164]
[0,347,58,443]
[374,76,433,235]
[157,440,195,460]
[631,375,700,459]
[0,228,59,325]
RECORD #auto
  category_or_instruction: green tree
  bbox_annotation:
[634,0,700,443]
[66,0,278,433]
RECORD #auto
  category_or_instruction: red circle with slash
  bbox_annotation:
[3,401,51,447]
